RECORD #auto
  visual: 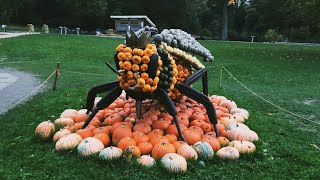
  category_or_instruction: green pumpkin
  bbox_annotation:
[192,141,214,160]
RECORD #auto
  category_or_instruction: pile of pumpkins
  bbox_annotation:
[35,92,258,173]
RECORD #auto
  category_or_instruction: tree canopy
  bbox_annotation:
[1,0,319,42]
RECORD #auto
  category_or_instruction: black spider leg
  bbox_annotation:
[175,83,220,137]
[85,81,119,113]
[157,89,187,142]
[82,86,122,129]
[184,68,208,96]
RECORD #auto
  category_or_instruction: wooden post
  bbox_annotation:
[219,65,223,89]
[53,62,60,90]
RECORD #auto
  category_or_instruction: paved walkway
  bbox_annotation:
[0,68,44,115]
[0,32,40,39]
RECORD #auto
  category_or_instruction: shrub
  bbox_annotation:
[264,29,279,42]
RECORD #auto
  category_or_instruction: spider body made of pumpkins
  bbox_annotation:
[115,43,192,100]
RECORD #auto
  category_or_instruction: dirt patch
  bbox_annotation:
[0,68,46,114]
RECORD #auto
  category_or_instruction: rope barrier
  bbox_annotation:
[221,66,320,126]
[0,70,56,114]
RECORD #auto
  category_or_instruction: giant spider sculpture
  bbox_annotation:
[82,28,219,142]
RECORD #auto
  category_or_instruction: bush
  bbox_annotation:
[290,26,311,42]
[264,29,279,42]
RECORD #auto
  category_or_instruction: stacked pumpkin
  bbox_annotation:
[35,92,259,173]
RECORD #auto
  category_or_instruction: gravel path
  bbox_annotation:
[0,68,44,115]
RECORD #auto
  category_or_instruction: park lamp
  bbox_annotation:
[2,25,7,32]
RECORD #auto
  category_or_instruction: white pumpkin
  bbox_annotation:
[161,153,187,173]
[55,133,82,151]
[99,146,123,161]
[77,137,104,157]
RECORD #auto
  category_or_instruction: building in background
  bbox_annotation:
[110,15,156,32]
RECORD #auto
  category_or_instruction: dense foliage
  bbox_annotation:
[1,0,319,42]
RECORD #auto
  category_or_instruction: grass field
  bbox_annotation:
[0,34,319,179]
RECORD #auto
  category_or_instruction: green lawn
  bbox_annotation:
[0,34,319,179]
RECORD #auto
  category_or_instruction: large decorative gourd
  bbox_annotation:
[77,137,104,157]
[228,127,259,142]
[55,133,83,151]
[192,141,214,160]
[35,121,55,140]
[229,140,256,153]
[216,147,240,159]
[161,153,187,173]
[99,146,123,161]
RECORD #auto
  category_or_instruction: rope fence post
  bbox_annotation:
[53,62,60,90]
[219,65,223,89]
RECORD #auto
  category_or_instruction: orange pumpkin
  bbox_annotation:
[183,129,201,145]
[152,118,171,131]
[148,129,164,139]
[217,136,230,147]
[103,113,123,126]
[201,136,221,151]
[190,120,205,127]
[76,129,94,139]
[133,132,150,144]
[74,114,89,123]
[165,123,187,137]
[151,142,176,159]
[111,122,132,134]
[172,141,188,151]
[150,136,169,146]
[117,137,137,151]
[165,134,178,143]
[93,133,110,147]
[133,123,152,134]
[92,126,111,136]
[188,126,204,136]
[200,122,212,133]
[137,142,153,155]
[112,126,132,146]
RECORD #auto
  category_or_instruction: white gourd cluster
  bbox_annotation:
[155,29,214,62]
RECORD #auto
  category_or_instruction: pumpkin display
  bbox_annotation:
[229,140,256,153]
[177,145,198,160]
[53,129,71,142]
[33,26,264,173]
[216,147,240,159]
[35,121,55,140]
[228,127,259,142]
[192,141,214,160]
[99,146,123,161]
[161,153,187,173]
[55,133,83,151]
[137,155,156,167]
